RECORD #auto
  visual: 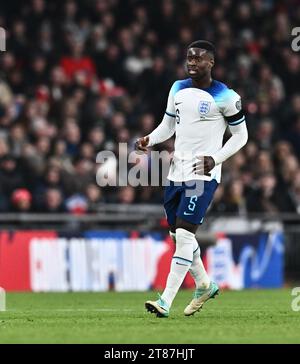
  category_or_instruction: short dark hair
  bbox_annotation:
[187,40,215,57]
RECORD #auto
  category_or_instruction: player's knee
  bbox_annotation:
[175,218,198,234]
[175,228,195,244]
[174,228,194,261]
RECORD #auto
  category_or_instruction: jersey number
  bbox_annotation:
[188,196,198,211]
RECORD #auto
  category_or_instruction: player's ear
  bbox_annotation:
[210,58,215,69]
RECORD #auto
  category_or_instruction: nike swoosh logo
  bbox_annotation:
[183,212,193,215]
[175,102,183,105]
[176,262,188,266]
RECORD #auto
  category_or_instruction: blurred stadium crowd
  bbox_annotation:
[0,0,299,215]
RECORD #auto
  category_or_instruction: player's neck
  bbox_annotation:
[191,75,213,89]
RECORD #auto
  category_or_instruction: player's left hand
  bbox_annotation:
[193,156,215,176]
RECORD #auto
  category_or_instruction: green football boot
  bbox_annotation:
[145,294,170,318]
[184,281,219,316]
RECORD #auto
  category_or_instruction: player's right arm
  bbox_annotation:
[135,85,176,153]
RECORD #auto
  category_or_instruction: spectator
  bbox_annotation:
[85,183,105,212]
[40,188,66,213]
[0,154,25,197]
[223,181,247,215]
[60,38,97,87]
[117,186,136,204]
[11,188,32,212]
[289,170,300,214]
[247,172,295,214]
[0,0,299,214]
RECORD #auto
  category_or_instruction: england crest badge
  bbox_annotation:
[198,101,211,115]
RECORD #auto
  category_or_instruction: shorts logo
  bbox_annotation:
[198,101,211,115]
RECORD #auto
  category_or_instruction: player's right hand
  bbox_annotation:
[135,136,149,153]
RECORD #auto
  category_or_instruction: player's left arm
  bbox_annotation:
[211,118,248,166]
[211,91,248,166]
[193,91,248,175]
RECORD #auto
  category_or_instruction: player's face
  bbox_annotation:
[186,48,214,79]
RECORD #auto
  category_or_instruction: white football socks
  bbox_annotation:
[169,230,210,291]
[190,242,210,290]
[161,228,194,307]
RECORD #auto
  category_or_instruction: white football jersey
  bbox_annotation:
[165,78,245,183]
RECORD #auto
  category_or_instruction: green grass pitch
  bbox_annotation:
[0,289,299,343]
